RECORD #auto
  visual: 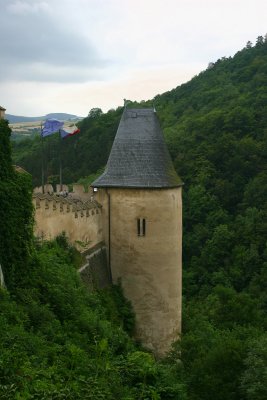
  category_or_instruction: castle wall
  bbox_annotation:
[33,194,103,251]
[95,189,110,253]
[98,187,182,356]
[79,245,110,289]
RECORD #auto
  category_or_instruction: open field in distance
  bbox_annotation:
[10,120,81,137]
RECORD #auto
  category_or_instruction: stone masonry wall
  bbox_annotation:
[97,187,183,357]
[79,244,111,289]
[33,193,104,251]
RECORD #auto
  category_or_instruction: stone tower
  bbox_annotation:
[93,108,182,356]
[0,106,6,119]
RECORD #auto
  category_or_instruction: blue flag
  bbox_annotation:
[41,119,64,137]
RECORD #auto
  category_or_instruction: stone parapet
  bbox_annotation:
[33,193,103,251]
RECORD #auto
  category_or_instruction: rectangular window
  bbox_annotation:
[137,218,141,236]
[142,218,146,236]
[137,218,146,236]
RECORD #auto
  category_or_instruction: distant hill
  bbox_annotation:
[6,112,83,123]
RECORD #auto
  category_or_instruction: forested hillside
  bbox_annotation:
[1,118,186,399]
[8,36,267,399]
[161,37,267,399]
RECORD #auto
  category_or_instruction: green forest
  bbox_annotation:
[1,36,267,398]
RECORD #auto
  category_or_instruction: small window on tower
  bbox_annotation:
[137,218,141,236]
[137,218,146,236]
[142,218,146,236]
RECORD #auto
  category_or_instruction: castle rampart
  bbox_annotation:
[33,192,103,251]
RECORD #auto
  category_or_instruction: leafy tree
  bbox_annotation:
[241,334,267,400]
[88,107,103,118]
[0,119,34,290]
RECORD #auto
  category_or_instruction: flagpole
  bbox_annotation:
[42,119,64,194]
[41,122,44,194]
[59,131,62,192]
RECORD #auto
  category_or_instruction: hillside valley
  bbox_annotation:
[1,37,267,399]
[8,112,83,141]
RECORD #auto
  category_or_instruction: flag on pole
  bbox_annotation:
[60,126,80,139]
[41,119,64,137]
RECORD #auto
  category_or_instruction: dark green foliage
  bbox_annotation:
[0,240,187,399]
[98,281,136,335]
[0,119,34,289]
[159,41,267,298]
[241,334,267,400]
[160,39,267,399]
[0,119,14,179]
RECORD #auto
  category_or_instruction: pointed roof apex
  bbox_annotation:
[93,108,182,189]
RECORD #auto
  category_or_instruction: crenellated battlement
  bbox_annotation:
[33,192,101,216]
[33,192,103,252]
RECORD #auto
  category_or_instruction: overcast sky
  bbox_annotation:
[1,0,266,117]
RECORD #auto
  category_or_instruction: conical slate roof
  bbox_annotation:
[92,108,182,188]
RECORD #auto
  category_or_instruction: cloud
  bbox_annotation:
[0,0,107,82]
[7,0,49,14]
[1,62,204,117]
[1,0,267,115]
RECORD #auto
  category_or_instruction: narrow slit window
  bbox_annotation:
[137,218,141,236]
[142,218,146,236]
[137,218,146,236]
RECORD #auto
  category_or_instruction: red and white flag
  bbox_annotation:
[60,126,80,139]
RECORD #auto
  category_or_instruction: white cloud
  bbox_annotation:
[7,0,49,14]
[1,62,204,116]
[1,0,266,115]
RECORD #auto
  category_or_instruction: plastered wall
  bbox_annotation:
[33,194,103,251]
[33,187,182,356]
[97,187,182,356]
